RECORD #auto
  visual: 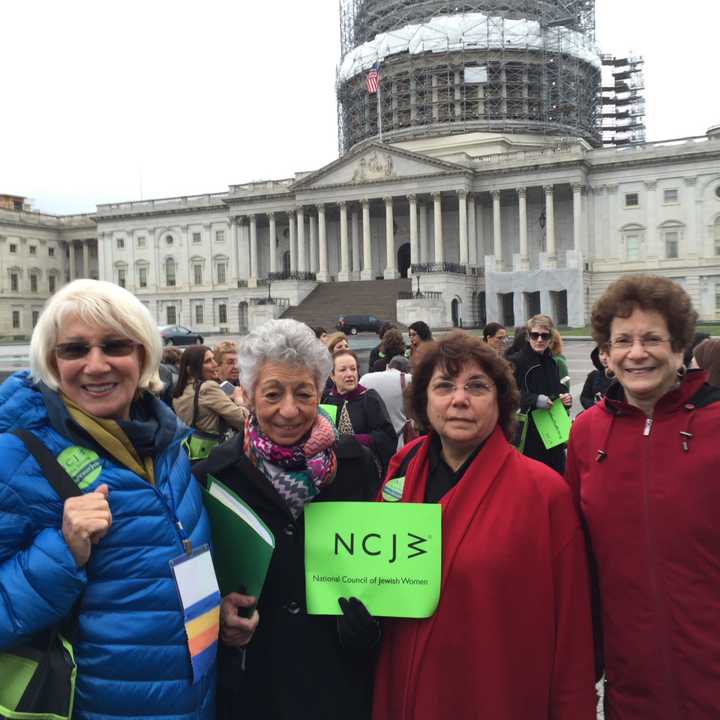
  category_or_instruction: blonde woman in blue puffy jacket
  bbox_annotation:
[0,279,258,720]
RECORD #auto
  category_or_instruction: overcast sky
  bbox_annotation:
[1,0,717,215]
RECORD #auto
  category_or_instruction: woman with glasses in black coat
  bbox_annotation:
[507,314,572,473]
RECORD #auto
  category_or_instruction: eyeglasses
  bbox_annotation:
[609,334,670,350]
[529,332,551,341]
[431,380,495,397]
[55,339,139,360]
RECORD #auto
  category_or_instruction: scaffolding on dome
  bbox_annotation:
[600,54,646,146]
[337,0,602,153]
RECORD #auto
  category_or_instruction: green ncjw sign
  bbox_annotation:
[304,502,442,618]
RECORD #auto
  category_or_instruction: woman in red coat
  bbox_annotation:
[566,275,720,720]
[373,331,596,720]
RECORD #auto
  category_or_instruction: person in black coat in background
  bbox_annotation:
[580,346,613,409]
[194,319,380,720]
[507,314,572,474]
[322,349,397,476]
[367,322,396,374]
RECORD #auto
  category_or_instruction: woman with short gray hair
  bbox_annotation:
[194,318,380,720]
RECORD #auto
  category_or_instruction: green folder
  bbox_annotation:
[319,403,338,424]
[202,475,275,598]
[531,399,572,449]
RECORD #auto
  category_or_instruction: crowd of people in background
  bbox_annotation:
[0,274,718,719]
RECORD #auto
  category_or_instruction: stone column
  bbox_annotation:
[492,190,502,270]
[572,183,584,253]
[69,240,77,280]
[408,194,419,272]
[544,185,556,267]
[81,241,89,278]
[458,190,468,266]
[296,206,306,273]
[268,213,277,274]
[361,198,373,280]
[433,192,443,264]
[419,200,428,264]
[685,177,699,257]
[317,204,329,282]
[288,210,297,273]
[96,235,105,284]
[249,214,258,282]
[351,207,361,279]
[384,196,398,279]
[338,201,351,281]
[468,193,477,267]
[309,212,318,273]
[645,181,657,259]
[517,187,529,270]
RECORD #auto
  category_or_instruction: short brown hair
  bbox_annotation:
[527,314,555,332]
[380,328,406,359]
[332,349,360,374]
[410,331,520,441]
[327,332,349,354]
[213,340,238,365]
[591,275,697,352]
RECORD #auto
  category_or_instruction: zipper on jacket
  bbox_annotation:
[643,418,653,436]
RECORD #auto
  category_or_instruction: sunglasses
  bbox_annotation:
[529,332,551,341]
[55,339,139,360]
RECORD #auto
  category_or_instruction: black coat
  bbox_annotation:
[321,387,397,475]
[508,343,567,474]
[580,347,613,410]
[193,431,380,720]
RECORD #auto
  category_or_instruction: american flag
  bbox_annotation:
[366,64,380,94]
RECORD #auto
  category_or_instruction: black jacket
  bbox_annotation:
[508,343,567,474]
[580,347,613,410]
[321,386,397,475]
[193,430,380,720]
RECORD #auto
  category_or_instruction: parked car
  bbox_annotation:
[158,325,204,346]
[335,314,382,335]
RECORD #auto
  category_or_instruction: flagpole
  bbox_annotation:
[377,68,383,142]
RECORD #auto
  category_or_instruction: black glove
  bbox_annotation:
[337,596,381,651]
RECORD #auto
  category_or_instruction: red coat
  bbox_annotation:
[373,426,596,720]
[566,371,720,719]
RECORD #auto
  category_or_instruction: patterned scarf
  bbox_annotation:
[243,409,338,518]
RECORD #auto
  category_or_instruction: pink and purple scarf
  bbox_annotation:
[243,410,338,518]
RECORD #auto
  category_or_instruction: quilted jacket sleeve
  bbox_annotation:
[0,436,87,650]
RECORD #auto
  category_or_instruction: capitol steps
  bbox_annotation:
[281,278,411,330]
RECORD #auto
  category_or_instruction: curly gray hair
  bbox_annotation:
[238,319,332,396]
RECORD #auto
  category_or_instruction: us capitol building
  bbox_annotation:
[2,0,720,335]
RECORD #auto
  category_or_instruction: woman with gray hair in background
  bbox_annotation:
[0,279,257,720]
[193,318,381,720]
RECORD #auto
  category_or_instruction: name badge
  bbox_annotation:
[170,545,221,684]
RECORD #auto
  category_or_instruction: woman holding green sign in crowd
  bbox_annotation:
[507,314,572,473]
[374,331,596,720]
[193,319,381,720]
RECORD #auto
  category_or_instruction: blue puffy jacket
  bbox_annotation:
[0,371,215,719]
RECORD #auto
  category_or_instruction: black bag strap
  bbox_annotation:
[12,429,82,500]
[191,381,202,430]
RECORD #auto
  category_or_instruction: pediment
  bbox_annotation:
[292,143,470,191]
